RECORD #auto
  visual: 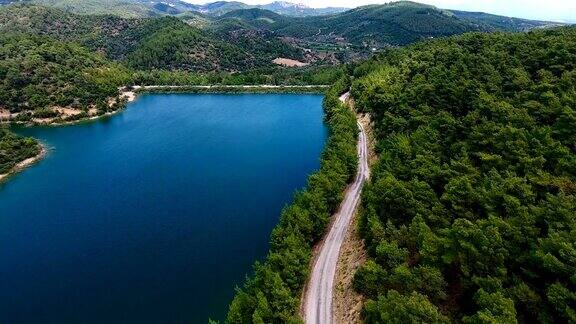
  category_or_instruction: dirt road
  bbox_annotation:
[302,92,369,324]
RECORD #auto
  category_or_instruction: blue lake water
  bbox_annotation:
[0,93,326,323]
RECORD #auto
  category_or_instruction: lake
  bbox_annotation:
[0,93,326,323]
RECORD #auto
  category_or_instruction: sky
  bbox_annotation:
[184,0,576,22]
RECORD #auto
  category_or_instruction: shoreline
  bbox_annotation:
[0,86,326,182]
[301,91,371,323]
[0,85,328,127]
[132,84,329,95]
[0,144,47,183]
[132,84,329,90]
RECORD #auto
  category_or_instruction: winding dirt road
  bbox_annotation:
[302,92,370,324]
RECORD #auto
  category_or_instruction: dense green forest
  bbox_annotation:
[0,33,130,114]
[351,27,576,323]
[0,4,348,102]
[0,128,40,174]
[227,77,359,323]
[1,2,559,71]
[0,28,344,116]
[0,5,305,71]
[1,2,574,320]
[271,2,483,45]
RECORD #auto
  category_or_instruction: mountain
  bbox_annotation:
[2,1,561,68]
[0,5,305,70]
[0,0,199,18]
[351,26,576,324]
[3,0,570,29]
[295,2,482,45]
[218,2,482,48]
[5,0,563,31]
[216,1,562,53]
[151,2,184,15]
[0,1,564,69]
[196,1,251,15]
[25,0,155,18]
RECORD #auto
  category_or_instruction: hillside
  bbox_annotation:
[28,0,158,18]
[6,0,561,32]
[293,2,483,46]
[215,2,559,52]
[1,2,561,66]
[0,33,129,116]
[0,5,305,71]
[352,27,576,323]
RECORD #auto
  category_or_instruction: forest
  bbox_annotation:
[0,32,345,115]
[0,5,306,72]
[0,2,561,117]
[351,27,576,323]
[0,33,130,114]
[1,0,574,321]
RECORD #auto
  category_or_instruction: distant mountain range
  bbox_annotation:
[181,1,348,17]
[1,0,348,17]
[0,1,566,72]
[3,0,569,28]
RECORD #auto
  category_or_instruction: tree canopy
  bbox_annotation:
[0,33,130,113]
[352,27,576,323]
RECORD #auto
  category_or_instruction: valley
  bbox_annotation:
[0,0,574,323]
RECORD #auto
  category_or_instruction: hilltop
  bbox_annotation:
[213,2,560,55]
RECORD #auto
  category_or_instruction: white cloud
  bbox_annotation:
[183,0,576,21]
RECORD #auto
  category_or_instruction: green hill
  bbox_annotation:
[122,17,257,71]
[0,33,129,114]
[352,27,576,323]
[1,1,561,66]
[216,2,558,50]
[297,2,481,45]
[22,0,343,17]
[200,1,250,15]
[0,5,304,71]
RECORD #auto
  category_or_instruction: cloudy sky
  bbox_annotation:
[184,0,576,22]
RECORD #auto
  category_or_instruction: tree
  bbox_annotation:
[363,290,449,324]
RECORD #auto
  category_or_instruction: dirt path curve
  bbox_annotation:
[302,91,370,324]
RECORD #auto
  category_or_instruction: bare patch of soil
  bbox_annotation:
[272,57,309,67]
